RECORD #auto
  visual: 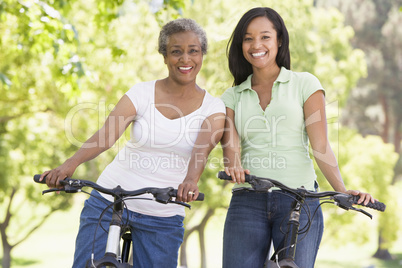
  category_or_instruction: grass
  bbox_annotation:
[1,195,402,268]
[1,195,85,268]
[316,245,402,268]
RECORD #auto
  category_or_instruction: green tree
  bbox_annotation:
[317,0,402,259]
[0,1,83,266]
[0,0,185,267]
[315,128,400,255]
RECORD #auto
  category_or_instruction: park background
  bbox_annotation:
[1,0,402,267]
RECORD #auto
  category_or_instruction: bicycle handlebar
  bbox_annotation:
[33,174,204,207]
[217,171,386,214]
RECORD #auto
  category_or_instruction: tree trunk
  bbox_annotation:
[0,187,16,268]
[179,238,188,268]
[394,115,401,153]
[1,242,12,268]
[179,208,215,268]
[379,94,389,143]
[180,223,197,267]
[199,209,214,268]
[373,232,393,260]
[199,224,207,268]
[392,115,402,184]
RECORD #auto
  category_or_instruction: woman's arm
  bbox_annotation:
[304,90,374,205]
[221,107,249,184]
[177,112,225,202]
[41,95,136,188]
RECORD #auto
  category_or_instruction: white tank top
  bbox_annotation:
[97,80,225,217]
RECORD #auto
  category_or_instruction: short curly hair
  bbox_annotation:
[158,18,208,57]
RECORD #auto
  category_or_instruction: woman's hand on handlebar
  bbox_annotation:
[224,166,250,184]
[346,189,376,206]
[40,158,79,188]
[177,179,199,203]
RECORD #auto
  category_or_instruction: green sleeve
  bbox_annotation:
[302,72,325,103]
[221,87,236,110]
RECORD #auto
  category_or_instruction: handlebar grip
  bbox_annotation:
[217,171,251,182]
[197,193,205,201]
[33,174,46,184]
[172,189,204,201]
[352,195,386,212]
[218,171,231,180]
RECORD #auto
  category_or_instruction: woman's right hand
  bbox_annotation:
[224,166,250,184]
[40,158,79,188]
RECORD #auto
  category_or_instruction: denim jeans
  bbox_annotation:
[223,189,324,268]
[72,190,184,268]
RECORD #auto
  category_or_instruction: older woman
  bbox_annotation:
[41,18,225,268]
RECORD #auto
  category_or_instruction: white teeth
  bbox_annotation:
[179,67,192,70]
[252,52,266,57]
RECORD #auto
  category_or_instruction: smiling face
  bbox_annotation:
[242,16,280,71]
[164,31,203,86]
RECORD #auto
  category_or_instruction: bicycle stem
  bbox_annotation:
[105,197,124,258]
[279,200,301,263]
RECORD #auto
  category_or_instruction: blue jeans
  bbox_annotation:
[73,190,184,268]
[223,190,324,268]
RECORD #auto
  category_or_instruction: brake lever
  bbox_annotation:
[349,206,372,219]
[332,194,372,219]
[168,200,191,209]
[154,187,175,204]
[42,188,65,195]
[42,185,81,195]
[59,179,81,193]
[153,188,191,208]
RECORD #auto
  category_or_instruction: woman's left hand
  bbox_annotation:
[177,180,199,203]
[346,190,376,206]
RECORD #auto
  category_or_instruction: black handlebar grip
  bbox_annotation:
[218,171,232,180]
[197,193,205,201]
[171,189,204,201]
[217,171,252,182]
[33,174,46,184]
[351,195,386,212]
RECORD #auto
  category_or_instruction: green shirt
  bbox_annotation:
[221,67,324,190]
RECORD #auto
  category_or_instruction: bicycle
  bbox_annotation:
[33,174,204,268]
[217,171,386,268]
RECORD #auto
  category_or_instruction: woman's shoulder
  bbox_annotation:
[124,80,156,114]
[203,90,224,105]
[127,80,156,93]
[126,80,156,99]
[202,90,226,113]
[286,69,324,100]
[288,69,320,83]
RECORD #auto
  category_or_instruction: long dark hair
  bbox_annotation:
[227,7,291,85]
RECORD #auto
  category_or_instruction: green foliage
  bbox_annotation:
[318,1,402,164]
[0,0,81,198]
[0,0,189,265]
[316,127,400,246]
[1,0,399,264]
